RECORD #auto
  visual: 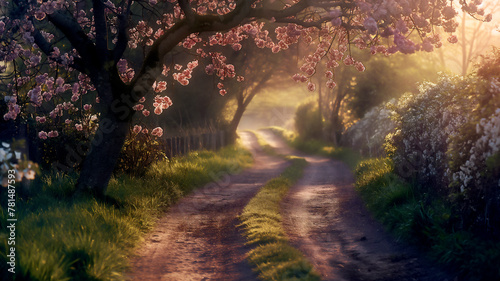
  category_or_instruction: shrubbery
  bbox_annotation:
[294,101,323,140]
[350,49,500,280]
[115,129,167,177]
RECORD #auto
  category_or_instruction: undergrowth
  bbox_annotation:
[239,156,320,281]
[0,145,252,281]
[354,158,500,281]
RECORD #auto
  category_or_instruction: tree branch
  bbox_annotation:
[113,0,134,62]
[47,11,98,69]
[32,28,86,73]
[178,0,195,24]
[92,0,109,62]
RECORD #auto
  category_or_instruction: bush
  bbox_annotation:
[294,101,323,140]
[386,76,478,193]
[115,130,166,177]
[341,102,396,157]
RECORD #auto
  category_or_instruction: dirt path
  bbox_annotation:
[258,129,454,281]
[127,131,289,281]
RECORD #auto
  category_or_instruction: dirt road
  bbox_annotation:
[258,129,453,281]
[128,129,453,281]
[127,131,288,281]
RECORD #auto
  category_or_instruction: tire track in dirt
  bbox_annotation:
[127,131,289,281]
[258,129,454,281]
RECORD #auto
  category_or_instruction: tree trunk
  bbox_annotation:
[75,109,131,197]
[330,90,344,146]
[227,103,246,144]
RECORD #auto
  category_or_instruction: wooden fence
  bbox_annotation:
[161,130,229,158]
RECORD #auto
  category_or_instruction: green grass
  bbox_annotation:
[239,157,321,281]
[267,127,362,170]
[0,145,252,281]
[354,157,500,281]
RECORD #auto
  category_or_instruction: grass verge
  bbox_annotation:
[239,156,320,281]
[354,157,500,281]
[266,127,361,169]
[0,145,252,281]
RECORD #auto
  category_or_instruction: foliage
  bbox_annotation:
[0,144,252,281]
[354,157,500,281]
[239,156,320,281]
[115,129,167,177]
[294,101,323,140]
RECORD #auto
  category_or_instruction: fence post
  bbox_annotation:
[165,138,172,158]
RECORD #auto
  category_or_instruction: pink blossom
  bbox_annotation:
[363,17,378,35]
[38,131,48,140]
[75,124,83,131]
[36,116,46,123]
[48,130,59,138]
[154,107,163,115]
[326,80,337,89]
[354,62,365,72]
[139,97,146,103]
[151,127,163,137]
[307,82,316,92]
[133,125,142,134]
[133,104,144,111]
[187,60,199,70]
[83,104,92,111]
[343,56,354,66]
[142,110,150,117]
[447,35,458,44]
[232,43,242,51]
[142,128,149,134]
[219,89,227,96]
[65,119,72,124]
[325,71,334,79]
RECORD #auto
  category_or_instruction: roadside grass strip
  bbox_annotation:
[239,157,321,281]
[0,145,252,281]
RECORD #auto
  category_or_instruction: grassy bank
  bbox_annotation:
[239,156,320,281]
[0,145,252,281]
[267,127,361,169]
[355,158,500,281]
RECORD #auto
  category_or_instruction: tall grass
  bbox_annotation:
[239,157,320,281]
[0,145,252,281]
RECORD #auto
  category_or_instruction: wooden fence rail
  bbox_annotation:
[160,130,228,159]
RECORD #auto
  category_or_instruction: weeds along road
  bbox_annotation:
[258,129,453,281]
[128,131,289,281]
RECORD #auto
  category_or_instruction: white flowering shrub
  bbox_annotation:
[386,75,477,193]
[382,68,500,234]
[341,101,396,157]
[447,78,500,233]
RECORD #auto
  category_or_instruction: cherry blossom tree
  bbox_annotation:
[0,0,488,196]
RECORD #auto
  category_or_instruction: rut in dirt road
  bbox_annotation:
[127,131,289,281]
[258,129,453,281]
